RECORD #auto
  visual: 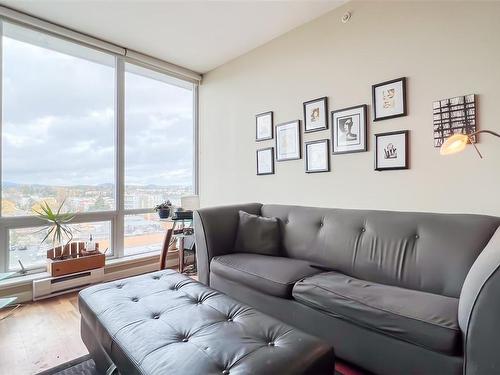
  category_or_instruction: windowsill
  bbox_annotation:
[106,252,160,267]
[0,250,161,290]
[0,271,51,289]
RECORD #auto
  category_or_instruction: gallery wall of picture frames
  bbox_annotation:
[254,75,476,176]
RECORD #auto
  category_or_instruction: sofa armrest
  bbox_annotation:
[194,203,262,285]
[459,226,500,374]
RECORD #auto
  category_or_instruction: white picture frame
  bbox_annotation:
[275,120,301,161]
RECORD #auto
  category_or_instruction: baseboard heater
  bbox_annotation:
[32,268,104,301]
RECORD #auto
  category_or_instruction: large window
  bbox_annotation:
[2,23,116,216]
[0,22,196,274]
[123,63,194,256]
[124,63,194,209]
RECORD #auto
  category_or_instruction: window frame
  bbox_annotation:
[0,20,199,274]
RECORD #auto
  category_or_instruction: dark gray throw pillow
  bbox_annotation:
[234,210,281,256]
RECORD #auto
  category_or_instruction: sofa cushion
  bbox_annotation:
[293,271,460,355]
[211,253,320,299]
[234,211,281,256]
[262,204,500,298]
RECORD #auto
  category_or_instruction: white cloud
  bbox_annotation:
[2,36,193,187]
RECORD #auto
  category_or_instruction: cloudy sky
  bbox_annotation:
[2,25,194,188]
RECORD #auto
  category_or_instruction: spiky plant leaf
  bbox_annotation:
[34,200,75,258]
[40,226,55,245]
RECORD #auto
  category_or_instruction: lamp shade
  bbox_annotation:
[440,133,469,156]
[181,195,200,210]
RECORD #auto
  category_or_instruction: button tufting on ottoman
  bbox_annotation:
[79,269,334,375]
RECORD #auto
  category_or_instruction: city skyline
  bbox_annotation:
[1,182,193,216]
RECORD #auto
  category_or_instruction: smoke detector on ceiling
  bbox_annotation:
[341,11,351,24]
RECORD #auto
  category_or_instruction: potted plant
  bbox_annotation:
[33,200,75,260]
[155,200,172,219]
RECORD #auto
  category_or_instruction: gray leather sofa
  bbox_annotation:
[194,203,500,375]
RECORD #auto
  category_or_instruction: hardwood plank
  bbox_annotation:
[0,292,88,375]
[0,269,196,375]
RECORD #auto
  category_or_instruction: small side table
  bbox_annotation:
[159,218,194,273]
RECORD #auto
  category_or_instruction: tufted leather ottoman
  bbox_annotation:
[79,269,334,375]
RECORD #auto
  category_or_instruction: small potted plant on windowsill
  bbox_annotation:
[34,200,106,277]
[155,200,173,219]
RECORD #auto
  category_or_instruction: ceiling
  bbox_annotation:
[0,1,345,73]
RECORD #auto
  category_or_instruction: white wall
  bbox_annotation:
[199,1,500,216]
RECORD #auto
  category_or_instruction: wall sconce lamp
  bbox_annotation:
[440,130,500,159]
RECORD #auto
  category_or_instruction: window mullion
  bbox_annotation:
[114,56,125,258]
[0,20,6,273]
[193,83,199,195]
[0,228,7,273]
[0,19,3,214]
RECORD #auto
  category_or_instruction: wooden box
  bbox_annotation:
[47,242,105,277]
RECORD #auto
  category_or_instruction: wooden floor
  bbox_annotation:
[0,292,88,375]
[0,266,196,375]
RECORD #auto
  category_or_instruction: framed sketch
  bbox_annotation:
[372,77,407,121]
[375,130,409,171]
[305,139,330,173]
[275,120,301,161]
[331,104,367,154]
[256,147,274,175]
[256,111,273,141]
[303,97,328,132]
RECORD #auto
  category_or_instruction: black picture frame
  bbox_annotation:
[303,97,328,133]
[331,104,368,155]
[256,147,275,175]
[275,120,301,161]
[255,111,273,141]
[374,130,409,171]
[372,77,407,121]
[305,139,330,173]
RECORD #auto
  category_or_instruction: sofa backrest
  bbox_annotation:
[261,204,500,298]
